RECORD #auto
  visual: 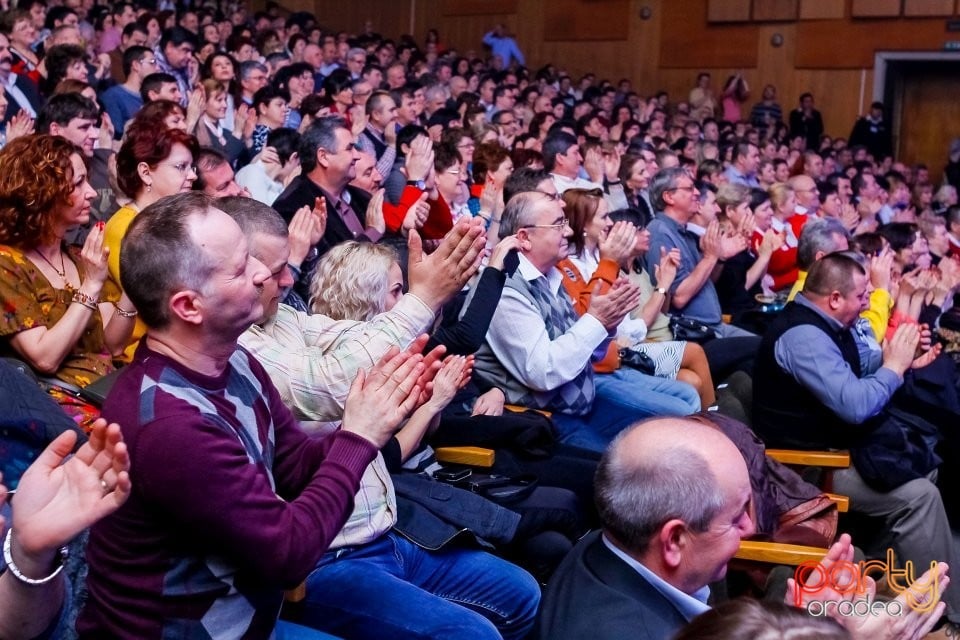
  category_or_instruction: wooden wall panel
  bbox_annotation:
[662,0,758,68]
[543,0,630,41]
[441,0,518,16]
[851,0,902,17]
[753,0,799,21]
[903,0,955,16]
[799,0,845,19]
[708,0,752,22]
[795,17,950,67]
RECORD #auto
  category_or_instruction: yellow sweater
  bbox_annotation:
[104,204,145,362]
[788,269,892,342]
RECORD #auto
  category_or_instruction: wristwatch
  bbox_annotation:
[655,287,667,295]
[406,179,427,190]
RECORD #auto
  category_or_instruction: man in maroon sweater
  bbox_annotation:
[77,192,433,639]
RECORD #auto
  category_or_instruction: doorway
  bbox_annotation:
[877,53,960,183]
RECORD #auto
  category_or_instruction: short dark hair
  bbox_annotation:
[252,85,290,114]
[141,72,178,102]
[36,93,99,133]
[267,127,300,165]
[217,196,289,242]
[503,166,550,204]
[122,45,152,78]
[120,192,220,329]
[298,115,347,174]
[803,252,866,298]
[160,26,198,52]
[542,131,577,172]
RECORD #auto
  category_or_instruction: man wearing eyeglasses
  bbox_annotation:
[474,189,698,452]
[645,167,754,339]
[102,45,158,141]
[273,116,385,299]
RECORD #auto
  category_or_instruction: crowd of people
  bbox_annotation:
[1,1,960,639]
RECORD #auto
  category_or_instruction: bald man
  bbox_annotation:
[537,417,754,639]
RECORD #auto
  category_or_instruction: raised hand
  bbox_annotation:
[488,234,520,271]
[654,246,681,289]
[404,134,434,182]
[401,190,431,232]
[407,218,487,310]
[757,229,785,257]
[603,147,622,182]
[598,220,636,265]
[79,222,110,290]
[583,147,604,183]
[341,343,426,448]
[6,109,34,142]
[869,248,894,291]
[586,277,642,330]
[13,419,131,558]
[365,188,386,234]
[287,198,327,266]
[883,323,921,376]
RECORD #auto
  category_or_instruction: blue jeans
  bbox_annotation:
[552,368,700,452]
[299,531,539,640]
[275,621,341,639]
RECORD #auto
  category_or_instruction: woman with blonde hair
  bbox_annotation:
[309,242,403,321]
[194,78,245,165]
[766,182,800,290]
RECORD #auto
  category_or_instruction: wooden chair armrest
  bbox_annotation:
[765,449,851,468]
[504,404,552,418]
[734,540,829,565]
[434,446,496,467]
[826,493,849,513]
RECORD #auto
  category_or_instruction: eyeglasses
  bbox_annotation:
[165,161,197,174]
[535,190,563,201]
[139,57,157,65]
[669,186,696,193]
[523,219,569,231]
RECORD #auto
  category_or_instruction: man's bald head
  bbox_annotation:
[595,417,742,555]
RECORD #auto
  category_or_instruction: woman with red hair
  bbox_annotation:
[103,124,199,360]
[0,135,136,427]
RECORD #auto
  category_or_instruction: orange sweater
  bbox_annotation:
[557,257,621,373]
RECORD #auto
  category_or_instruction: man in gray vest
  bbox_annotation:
[473,190,699,452]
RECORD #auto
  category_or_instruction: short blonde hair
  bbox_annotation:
[768,182,793,214]
[308,241,399,321]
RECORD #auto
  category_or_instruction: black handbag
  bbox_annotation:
[618,348,657,376]
[669,315,720,343]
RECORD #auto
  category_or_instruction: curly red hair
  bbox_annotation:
[0,135,81,249]
[116,124,199,198]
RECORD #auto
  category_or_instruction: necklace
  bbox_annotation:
[33,246,66,280]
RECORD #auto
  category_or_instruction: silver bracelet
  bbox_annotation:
[2,528,68,586]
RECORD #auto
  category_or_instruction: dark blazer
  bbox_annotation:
[537,531,690,640]
[272,175,373,298]
[3,74,42,124]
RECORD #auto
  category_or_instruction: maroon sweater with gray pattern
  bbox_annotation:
[78,342,376,639]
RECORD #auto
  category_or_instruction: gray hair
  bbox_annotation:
[499,191,545,239]
[216,196,289,248]
[239,60,268,80]
[595,423,726,554]
[119,192,220,329]
[797,217,849,270]
[424,83,449,103]
[298,115,348,174]
[649,166,687,211]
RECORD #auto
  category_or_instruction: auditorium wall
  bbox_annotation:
[273,0,960,150]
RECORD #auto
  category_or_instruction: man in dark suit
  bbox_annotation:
[272,115,385,298]
[0,32,42,124]
[537,417,755,639]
